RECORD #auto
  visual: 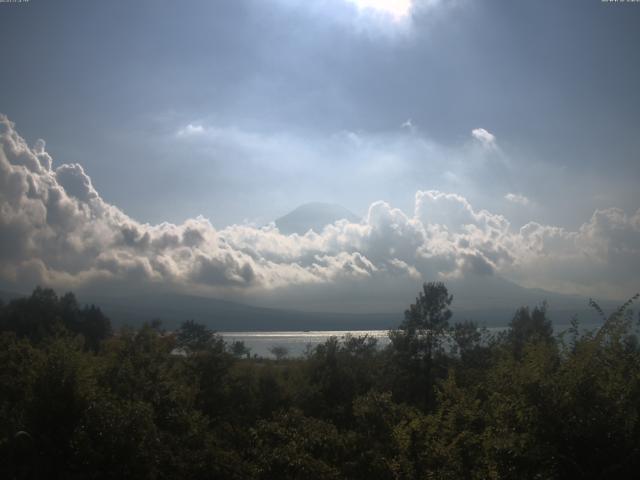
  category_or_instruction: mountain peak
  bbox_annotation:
[275,202,360,235]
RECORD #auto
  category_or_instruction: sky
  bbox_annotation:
[0,0,639,311]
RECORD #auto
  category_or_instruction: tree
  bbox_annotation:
[0,287,111,351]
[451,320,487,368]
[269,345,289,361]
[304,335,381,423]
[400,281,453,335]
[388,282,453,408]
[391,281,453,363]
[76,304,112,352]
[0,287,61,342]
[175,320,220,354]
[508,302,553,357]
[230,340,251,358]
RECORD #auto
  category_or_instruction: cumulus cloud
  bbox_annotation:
[471,127,496,148]
[0,114,638,302]
[505,192,531,206]
[55,164,100,203]
[510,208,640,298]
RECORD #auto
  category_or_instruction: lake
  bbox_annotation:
[221,323,602,358]
[221,330,391,358]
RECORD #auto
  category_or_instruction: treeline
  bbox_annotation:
[1,284,640,479]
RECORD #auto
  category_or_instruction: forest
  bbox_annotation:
[1,283,640,479]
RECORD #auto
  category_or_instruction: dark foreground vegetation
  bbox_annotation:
[1,284,640,479]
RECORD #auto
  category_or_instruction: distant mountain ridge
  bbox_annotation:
[75,292,402,331]
[1,283,617,332]
[275,202,360,235]
[2,288,398,330]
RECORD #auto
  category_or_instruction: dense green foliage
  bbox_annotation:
[1,284,639,479]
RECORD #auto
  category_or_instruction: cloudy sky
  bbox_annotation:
[0,0,639,311]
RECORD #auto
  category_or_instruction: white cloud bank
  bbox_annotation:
[0,114,638,303]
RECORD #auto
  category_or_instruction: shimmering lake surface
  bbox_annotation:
[221,324,601,358]
[221,330,392,358]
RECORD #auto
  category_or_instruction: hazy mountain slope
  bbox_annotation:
[2,279,617,331]
[80,279,616,330]
[444,274,612,325]
[80,292,401,331]
[0,289,27,303]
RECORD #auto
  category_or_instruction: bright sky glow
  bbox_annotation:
[347,0,412,18]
